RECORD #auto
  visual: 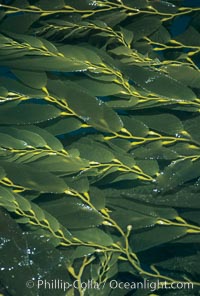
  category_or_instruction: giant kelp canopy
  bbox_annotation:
[0,0,200,295]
